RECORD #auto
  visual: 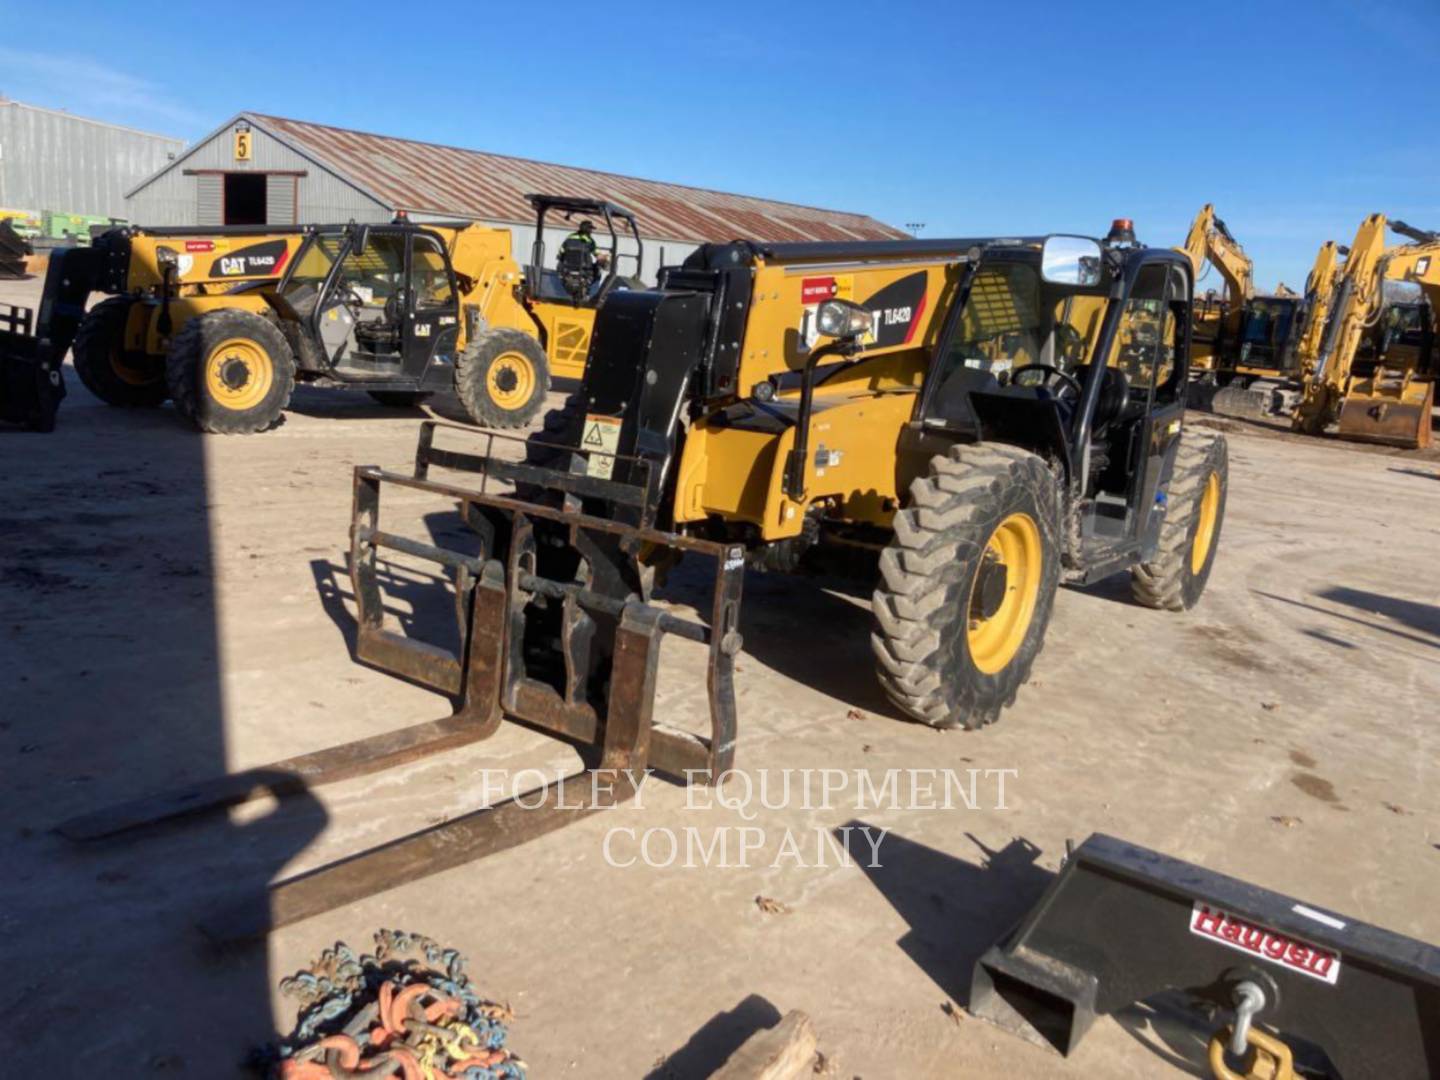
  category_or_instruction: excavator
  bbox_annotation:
[1292,214,1438,449]
[1176,205,1306,416]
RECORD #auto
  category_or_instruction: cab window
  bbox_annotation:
[1109,264,1173,390]
[336,232,406,308]
[942,262,1043,375]
[282,234,343,304]
[411,234,455,309]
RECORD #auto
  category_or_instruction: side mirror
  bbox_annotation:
[815,298,874,341]
[1041,235,1103,287]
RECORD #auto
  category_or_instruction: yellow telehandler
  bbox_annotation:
[0,194,640,433]
[59,220,1232,936]
[1293,214,1438,448]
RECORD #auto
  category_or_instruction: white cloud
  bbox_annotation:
[0,47,205,133]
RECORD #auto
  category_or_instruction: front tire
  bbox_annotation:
[165,309,295,434]
[72,298,167,407]
[455,328,549,429]
[872,444,1062,730]
[1130,431,1228,611]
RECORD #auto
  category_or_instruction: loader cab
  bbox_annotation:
[279,222,461,379]
[917,233,1191,564]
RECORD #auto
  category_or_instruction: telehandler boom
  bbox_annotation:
[0,195,641,433]
[60,221,1231,934]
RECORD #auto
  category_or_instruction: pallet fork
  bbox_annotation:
[969,833,1440,1079]
[59,420,745,942]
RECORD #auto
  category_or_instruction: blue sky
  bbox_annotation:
[2,0,1437,288]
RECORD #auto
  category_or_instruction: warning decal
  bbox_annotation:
[582,414,623,480]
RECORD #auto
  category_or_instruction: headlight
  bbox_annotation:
[815,298,873,340]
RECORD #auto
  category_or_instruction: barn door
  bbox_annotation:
[196,174,222,226]
[266,175,297,226]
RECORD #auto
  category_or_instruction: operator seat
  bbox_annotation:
[557,237,598,302]
[353,287,407,355]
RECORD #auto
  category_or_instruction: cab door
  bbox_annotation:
[402,231,461,378]
[1127,262,1190,549]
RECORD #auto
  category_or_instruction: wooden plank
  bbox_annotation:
[709,1011,818,1080]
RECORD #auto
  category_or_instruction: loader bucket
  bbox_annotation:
[58,419,744,940]
[969,833,1440,1078]
[1337,372,1434,449]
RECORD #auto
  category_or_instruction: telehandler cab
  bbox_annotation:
[60,221,1230,934]
[0,194,642,433]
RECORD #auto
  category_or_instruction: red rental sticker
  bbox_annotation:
[184,240,215,252]
[1189,903,1341,984]
[801,277,837,304]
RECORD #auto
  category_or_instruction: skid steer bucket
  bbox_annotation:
[58,419,744,941]
[1337,370,1434,449]
[969,833,1440,1078]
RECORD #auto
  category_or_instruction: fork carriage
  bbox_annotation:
[59,419,744,940]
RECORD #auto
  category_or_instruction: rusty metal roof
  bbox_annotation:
[249,113,906,244]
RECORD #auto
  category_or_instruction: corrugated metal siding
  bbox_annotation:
[0,99,184,219]
[196,175,222,226]
[246,114,906,244]
[126,120,387,226]
[265,174,296,225]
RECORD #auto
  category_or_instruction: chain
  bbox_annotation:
[264,930,525,1080]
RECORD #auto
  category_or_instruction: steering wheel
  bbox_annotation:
[1010,363,1083,399]
[334,283,367,311]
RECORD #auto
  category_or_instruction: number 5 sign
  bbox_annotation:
[233,129,253,162]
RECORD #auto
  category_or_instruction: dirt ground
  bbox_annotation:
[2,273,1438,1077]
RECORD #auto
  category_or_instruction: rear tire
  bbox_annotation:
[872,443,1062,730]
[455,327,549,429]
[72,298,167,407]
[1130,430,1228,611]
[165,309,295,434]
[367,390,431,408]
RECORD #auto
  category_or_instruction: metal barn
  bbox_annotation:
[125,112,905,282]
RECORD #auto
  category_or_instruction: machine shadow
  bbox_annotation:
[1253,588,1440,652]
[842,824,1052,1006]
[644,993,786,1080]
[663,556,907,720]
[1316,585,1440,640]
[847,824,1223,1076]
[0,399,328,1075]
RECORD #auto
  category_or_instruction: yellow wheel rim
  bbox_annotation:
[966,512,1043,675]
[1190,471,1221,575]
[204,337,273,412]
[487,351,536,410]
